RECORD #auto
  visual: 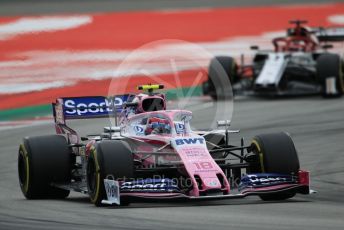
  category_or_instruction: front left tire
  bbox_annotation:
[87,140,134,206]
[250,132,300,201]
[18,135,71,199]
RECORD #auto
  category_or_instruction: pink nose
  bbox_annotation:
[200,177,222,190]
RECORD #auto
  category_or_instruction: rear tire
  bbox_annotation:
[316,53,344,98]
[87,140,134,206]
[18,135,71,199]
[206,56,237,100]
[250,132,300,201]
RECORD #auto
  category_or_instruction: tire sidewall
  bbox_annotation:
[87,140,134,206]
[317,53,344,97]
[207,56,236,100]
[18,135,71,199]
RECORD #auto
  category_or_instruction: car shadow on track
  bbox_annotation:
[65,195,312,209]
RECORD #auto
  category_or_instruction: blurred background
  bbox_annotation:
[1,0,343,125]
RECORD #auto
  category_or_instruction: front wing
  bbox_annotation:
[102,171,311,205]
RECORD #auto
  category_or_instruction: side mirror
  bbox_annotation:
[100,133,111,139]
[104,126,121,133]
[81,136,89,141]
[123,102,138,107]
[322,44,333,49]
[217,120,231,128]
[250,45,259,50]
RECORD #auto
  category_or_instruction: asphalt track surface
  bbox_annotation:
[1,0,344,230]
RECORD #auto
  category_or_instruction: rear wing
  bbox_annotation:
[314,27,344,42]
[52,94,134,124]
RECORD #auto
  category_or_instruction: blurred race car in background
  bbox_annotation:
[18,84,311,206]
[202,20,344,99]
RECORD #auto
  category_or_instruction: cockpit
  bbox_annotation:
[272,20,319,52]
[124,110,192,137]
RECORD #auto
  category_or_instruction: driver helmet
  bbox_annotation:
[145,117,171,135]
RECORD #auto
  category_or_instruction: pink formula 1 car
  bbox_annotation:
[18,85,311,206]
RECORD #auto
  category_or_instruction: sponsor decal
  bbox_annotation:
[208,181,218,186]
[238,173,295,191]
[103,179,120,205]
[105,180,118,198]
[247,174,288,184]
[120,178,180,193]
[175,123,185,134]
[183,147,208,158]
[62,95,129,118]
[54,99,65,124]
[175,137,205,146]
[133,125,144,135]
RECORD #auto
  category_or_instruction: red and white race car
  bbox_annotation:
[203,20,344,99]
[18,84,311,206]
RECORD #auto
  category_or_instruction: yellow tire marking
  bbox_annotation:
[19,144,30,193]
[252,140,265,173]
[90,147,101,204]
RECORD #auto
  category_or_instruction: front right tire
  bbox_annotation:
[250,132,300,201]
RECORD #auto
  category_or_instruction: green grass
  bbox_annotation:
[0,104,52,121]
[165,86,202,100]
